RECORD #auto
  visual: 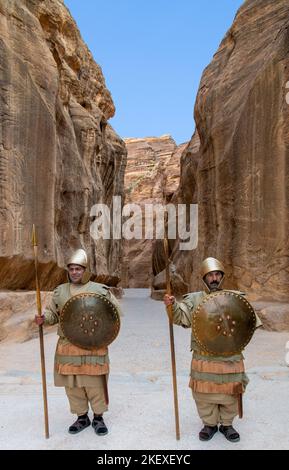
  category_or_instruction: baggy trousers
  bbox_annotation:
[192,391,239,426]
[65,376,108,416]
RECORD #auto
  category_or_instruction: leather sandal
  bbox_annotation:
[92,415,108,436]
[68,414,91,434]
[199,425,218,441]
[219,425,240,442]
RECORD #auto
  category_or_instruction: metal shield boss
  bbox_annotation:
[60,293,120,350]
[192,291,256,356]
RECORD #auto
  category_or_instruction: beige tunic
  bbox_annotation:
[44,281,121,388]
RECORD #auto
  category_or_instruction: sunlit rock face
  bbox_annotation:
[152,0,289,302]
[122,135,185,288]
[151,132,200,299]
[0,0,127,289]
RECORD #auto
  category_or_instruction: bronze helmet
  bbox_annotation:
[200,257,225,292]
[66,249,91,284]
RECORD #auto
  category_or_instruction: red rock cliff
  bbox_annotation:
[0,0,127,289]
[122,135,184,287]
[153,0,289,301]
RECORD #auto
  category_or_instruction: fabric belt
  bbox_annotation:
[56,355,109,366]
[193,351,244,362]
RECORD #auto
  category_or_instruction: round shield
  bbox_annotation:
[192,291,256,356]
[60,293,120,350]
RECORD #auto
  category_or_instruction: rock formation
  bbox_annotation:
[122,135,185,287]
[0,290,54,343]
[152,0,289,303]
[0,0,127,290]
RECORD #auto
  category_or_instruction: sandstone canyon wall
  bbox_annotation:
[0,0,127,290]
[122,135,185,287]
[153,0,289,302]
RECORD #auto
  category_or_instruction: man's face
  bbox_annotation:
[67,264,85,284]
[204,271,223,291]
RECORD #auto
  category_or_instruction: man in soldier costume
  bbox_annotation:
[164,257,261,443]
[35,248,121,436]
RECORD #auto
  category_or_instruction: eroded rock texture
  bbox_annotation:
[153,0,289,302]
[151,132,200,298]
[0,290,54,343]
[0,0,127,289]
[122,135,185,287]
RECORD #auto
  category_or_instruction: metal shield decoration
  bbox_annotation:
[60,293,120,350]
[192,291,256,356]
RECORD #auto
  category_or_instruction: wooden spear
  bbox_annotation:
[32,225,50,439]
[163,214,180,440]
[238,393,243,419]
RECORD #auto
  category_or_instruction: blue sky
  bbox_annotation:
[64,1,244,144]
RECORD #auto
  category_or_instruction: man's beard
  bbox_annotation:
[208,281,220,291]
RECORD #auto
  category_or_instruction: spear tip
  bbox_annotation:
[32,224,37,246]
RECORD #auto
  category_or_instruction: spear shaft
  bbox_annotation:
[32,225,49,439]
[163,226,180,440]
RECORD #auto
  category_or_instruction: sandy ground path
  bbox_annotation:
[0,288,288,450]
